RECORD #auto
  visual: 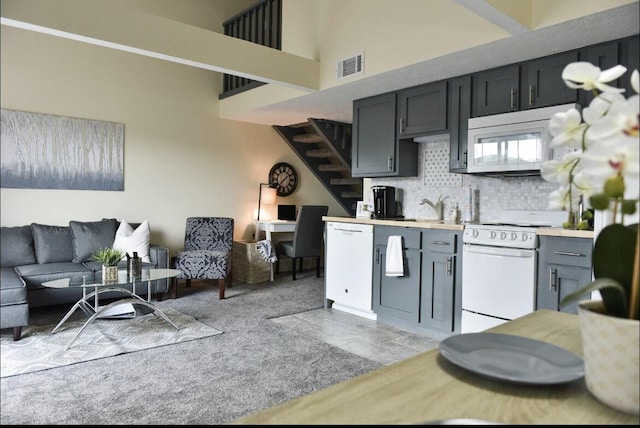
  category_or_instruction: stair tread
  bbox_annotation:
[293,133,324,143]
[319,164,350,171]
[330,178,362,185]
[306,149,335,158]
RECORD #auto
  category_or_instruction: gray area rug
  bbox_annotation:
[0,275,382,425]
[1,308,223,378]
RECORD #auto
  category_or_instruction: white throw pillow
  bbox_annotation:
[112,219,151,262]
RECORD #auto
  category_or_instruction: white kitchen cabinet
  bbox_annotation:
[325,222,376,319]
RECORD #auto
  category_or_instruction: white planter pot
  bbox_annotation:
[578,300,640,415]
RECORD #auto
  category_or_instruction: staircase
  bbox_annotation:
[273,118,362,216]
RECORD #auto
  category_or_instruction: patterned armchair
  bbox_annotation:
[172,217,234,299]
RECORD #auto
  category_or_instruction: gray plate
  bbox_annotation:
[439,332,584,385]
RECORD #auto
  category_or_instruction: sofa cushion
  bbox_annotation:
[112,219,151,262]
[31,223,74,264]
[0,267,28,305]
[0,226,36,267]
[15,262,95,289]
[69,219,118,263]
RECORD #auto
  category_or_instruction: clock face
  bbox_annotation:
[269,162,298,196]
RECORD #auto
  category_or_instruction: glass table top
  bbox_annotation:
[42,268,181,289]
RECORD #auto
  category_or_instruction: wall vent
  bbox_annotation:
[337,52,364,79]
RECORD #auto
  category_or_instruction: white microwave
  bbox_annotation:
[467,103,580,175]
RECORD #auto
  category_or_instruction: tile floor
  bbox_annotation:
[270,307,441,366]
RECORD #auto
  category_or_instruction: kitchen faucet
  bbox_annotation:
[420,195,449,220]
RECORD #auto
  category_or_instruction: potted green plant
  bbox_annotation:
[541,61,639,415]
[92,247,124,282]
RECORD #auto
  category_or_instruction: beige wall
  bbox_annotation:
[0,16,346,254]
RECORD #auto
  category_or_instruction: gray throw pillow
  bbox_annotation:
[31,223,74,264]
[0,225,36,267]
[69,219,118,263]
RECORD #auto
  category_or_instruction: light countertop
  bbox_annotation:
[323,216,594,238]
[231,309,638,425]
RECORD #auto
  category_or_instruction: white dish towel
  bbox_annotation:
[385,235,404,277]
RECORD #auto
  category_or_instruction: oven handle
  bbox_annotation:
[465,245,534,258]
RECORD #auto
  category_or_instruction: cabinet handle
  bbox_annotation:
[510,89,515,109]
[463,150,467,167]
[399,118,405,134]
[553,251,584,257]
[446,257,452,276]
[375,247,380,264]
[549,267,558,291]
[387,155,393,171]
[431,241,449,246]
[529,85,535,106]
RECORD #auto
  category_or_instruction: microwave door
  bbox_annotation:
[467,122,550,173]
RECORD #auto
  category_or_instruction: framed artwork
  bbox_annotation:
[0,109,124,191]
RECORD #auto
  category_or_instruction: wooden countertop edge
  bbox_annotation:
[323,217,594,238]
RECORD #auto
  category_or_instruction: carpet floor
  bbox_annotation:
[0,274,382,425]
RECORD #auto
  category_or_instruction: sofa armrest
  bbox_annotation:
[149,244,170,297]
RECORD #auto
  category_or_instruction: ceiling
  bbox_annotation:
[227,2,640,126]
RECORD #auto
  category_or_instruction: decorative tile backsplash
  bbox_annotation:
[369,140,559,223]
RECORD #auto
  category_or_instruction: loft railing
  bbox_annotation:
[220,0,282,99]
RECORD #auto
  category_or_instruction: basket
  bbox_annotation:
[232,240,271,284]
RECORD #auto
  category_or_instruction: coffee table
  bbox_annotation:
[43,268,182,350]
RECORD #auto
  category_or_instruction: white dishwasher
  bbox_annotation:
[325,222,376,320]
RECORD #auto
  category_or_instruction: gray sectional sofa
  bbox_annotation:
[0,218,170,341]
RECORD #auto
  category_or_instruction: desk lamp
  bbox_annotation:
[257,183,277,221]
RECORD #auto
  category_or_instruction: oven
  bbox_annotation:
[460,210,566,333]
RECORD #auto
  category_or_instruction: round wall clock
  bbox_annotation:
[269,162,298,196]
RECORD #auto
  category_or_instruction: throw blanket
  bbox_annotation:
[256,240,278,263]
[385,235,404,277]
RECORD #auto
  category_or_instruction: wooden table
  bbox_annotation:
[231,310,639,425]
[253,220,297,281]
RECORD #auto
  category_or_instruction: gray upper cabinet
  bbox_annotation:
[523,51,579,109]
[537,236,593,314]
[621,36,639,96]
[472,65,520,117]
[352,93,418,177]
[448,75,471,173]
[398,81,448,138]
[583,41,620,104]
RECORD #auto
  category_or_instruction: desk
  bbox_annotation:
[231,309,639,425]
[254,220,297,281]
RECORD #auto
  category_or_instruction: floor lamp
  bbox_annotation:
[257,183,277,221]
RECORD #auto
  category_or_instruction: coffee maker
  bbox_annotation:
[371,186,397,219]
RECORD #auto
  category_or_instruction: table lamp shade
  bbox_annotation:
[257,183,277,220]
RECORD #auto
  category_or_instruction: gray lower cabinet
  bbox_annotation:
[537,236,593,314]
[373,226,462,336]
[420,230,461,333]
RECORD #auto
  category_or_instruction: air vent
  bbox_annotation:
[337,52,364,79]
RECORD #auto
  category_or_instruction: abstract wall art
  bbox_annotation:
[0,109,124,191]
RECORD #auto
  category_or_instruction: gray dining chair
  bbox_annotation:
[275,205,328,280]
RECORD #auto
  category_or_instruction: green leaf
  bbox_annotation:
[592,223,638,317]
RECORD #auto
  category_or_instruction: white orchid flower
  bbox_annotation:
[582,92,626,126]
[562,62,627,93]
[586,94,640,143]
[540,151,582,186]
[631,69,639,93]
[549,108,586,149]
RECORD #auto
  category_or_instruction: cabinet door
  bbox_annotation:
[537,264,592,314]
[373,246,421,323]
[398,81,447,138]
[524,51,579,109]
[472,65,519,116]
[352,93,397,176]
[421,251,456,331]
[448,75,471,172]
[352,93,418,177]
[620,36,639,96]
[583,41,620,104]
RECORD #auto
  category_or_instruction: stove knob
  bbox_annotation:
[490,231,497,239]
[500,232,507,240]
[472,229,479,238]
[511,232,517,240]
[521,233,529,241]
